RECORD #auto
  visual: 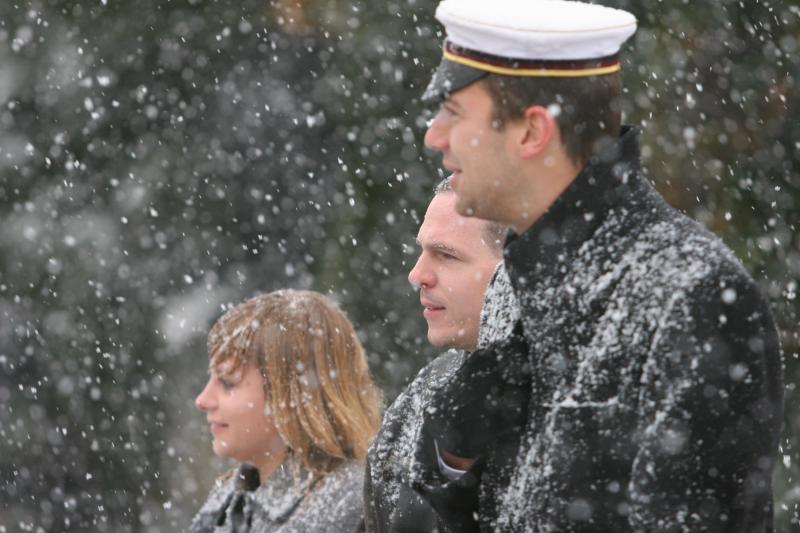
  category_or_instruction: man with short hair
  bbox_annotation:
[408,179,508,352]
[414,0,784,531]
[363,180,518,532]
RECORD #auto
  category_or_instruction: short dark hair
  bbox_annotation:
[481,72,623,166]
[434,177,507,253]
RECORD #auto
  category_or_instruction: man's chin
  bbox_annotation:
[454,196,477,218]
[428,331,473,352]
[427,331,454,350]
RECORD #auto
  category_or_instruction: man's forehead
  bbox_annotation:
[421,192,480,231]
[417,216,486,256]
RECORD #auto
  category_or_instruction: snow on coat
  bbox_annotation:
[478,264,520,351]
[497,127,783,531]
[190,459,364,533]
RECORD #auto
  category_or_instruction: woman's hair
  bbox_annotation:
[206,289,382,474]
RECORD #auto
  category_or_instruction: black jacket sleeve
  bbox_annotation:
[629,270,783,532]
[363,458,441,533]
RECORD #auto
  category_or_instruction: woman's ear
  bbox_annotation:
[518,105,556,159]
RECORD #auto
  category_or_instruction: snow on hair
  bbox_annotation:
[207,289,382,474]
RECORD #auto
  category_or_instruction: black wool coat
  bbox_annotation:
[414,127,784,533]
[363,349,465,533]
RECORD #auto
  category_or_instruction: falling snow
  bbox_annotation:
[0,0,798,531]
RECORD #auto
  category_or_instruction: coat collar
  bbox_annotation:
[248,461,318,523]
[194,461,319,531]
[504,126,642,291]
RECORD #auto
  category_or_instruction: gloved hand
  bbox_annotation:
[424,327,531,465]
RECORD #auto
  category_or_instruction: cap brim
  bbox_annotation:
[421,58,488,103]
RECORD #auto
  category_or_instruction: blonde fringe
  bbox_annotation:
[209,290,382,475]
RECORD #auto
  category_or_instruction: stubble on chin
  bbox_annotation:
[454,193,477,218]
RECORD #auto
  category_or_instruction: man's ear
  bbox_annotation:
[518,105,557,159]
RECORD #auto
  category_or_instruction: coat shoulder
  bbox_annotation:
[373,349,466,442]
[187,471,237,533]
[596,201,758,307]
[287,460,366,532]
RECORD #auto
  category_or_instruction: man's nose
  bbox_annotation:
[408,255,435,289]
[424,114,449,152]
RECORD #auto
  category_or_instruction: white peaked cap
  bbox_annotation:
[423,0,637,101]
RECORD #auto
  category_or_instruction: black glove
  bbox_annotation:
[425,328,531,460]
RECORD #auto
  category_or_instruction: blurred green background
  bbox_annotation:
[0,0,797,530]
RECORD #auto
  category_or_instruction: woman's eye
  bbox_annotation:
[218,377,235,390]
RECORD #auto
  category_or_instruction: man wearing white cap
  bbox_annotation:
[412,0,783,531]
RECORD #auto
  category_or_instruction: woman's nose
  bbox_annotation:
[195,379,216,412]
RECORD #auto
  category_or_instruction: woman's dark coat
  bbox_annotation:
[190,459,365,533]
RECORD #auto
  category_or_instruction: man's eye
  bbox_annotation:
[435,104,457,120]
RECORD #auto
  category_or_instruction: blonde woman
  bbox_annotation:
[190,289,382,532]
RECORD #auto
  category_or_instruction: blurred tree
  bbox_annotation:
[0,0,797,530]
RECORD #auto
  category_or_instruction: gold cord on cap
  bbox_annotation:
[442,47,621,78]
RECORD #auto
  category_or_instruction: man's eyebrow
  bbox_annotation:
[443,96,462,110]
[421,240,459,255]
